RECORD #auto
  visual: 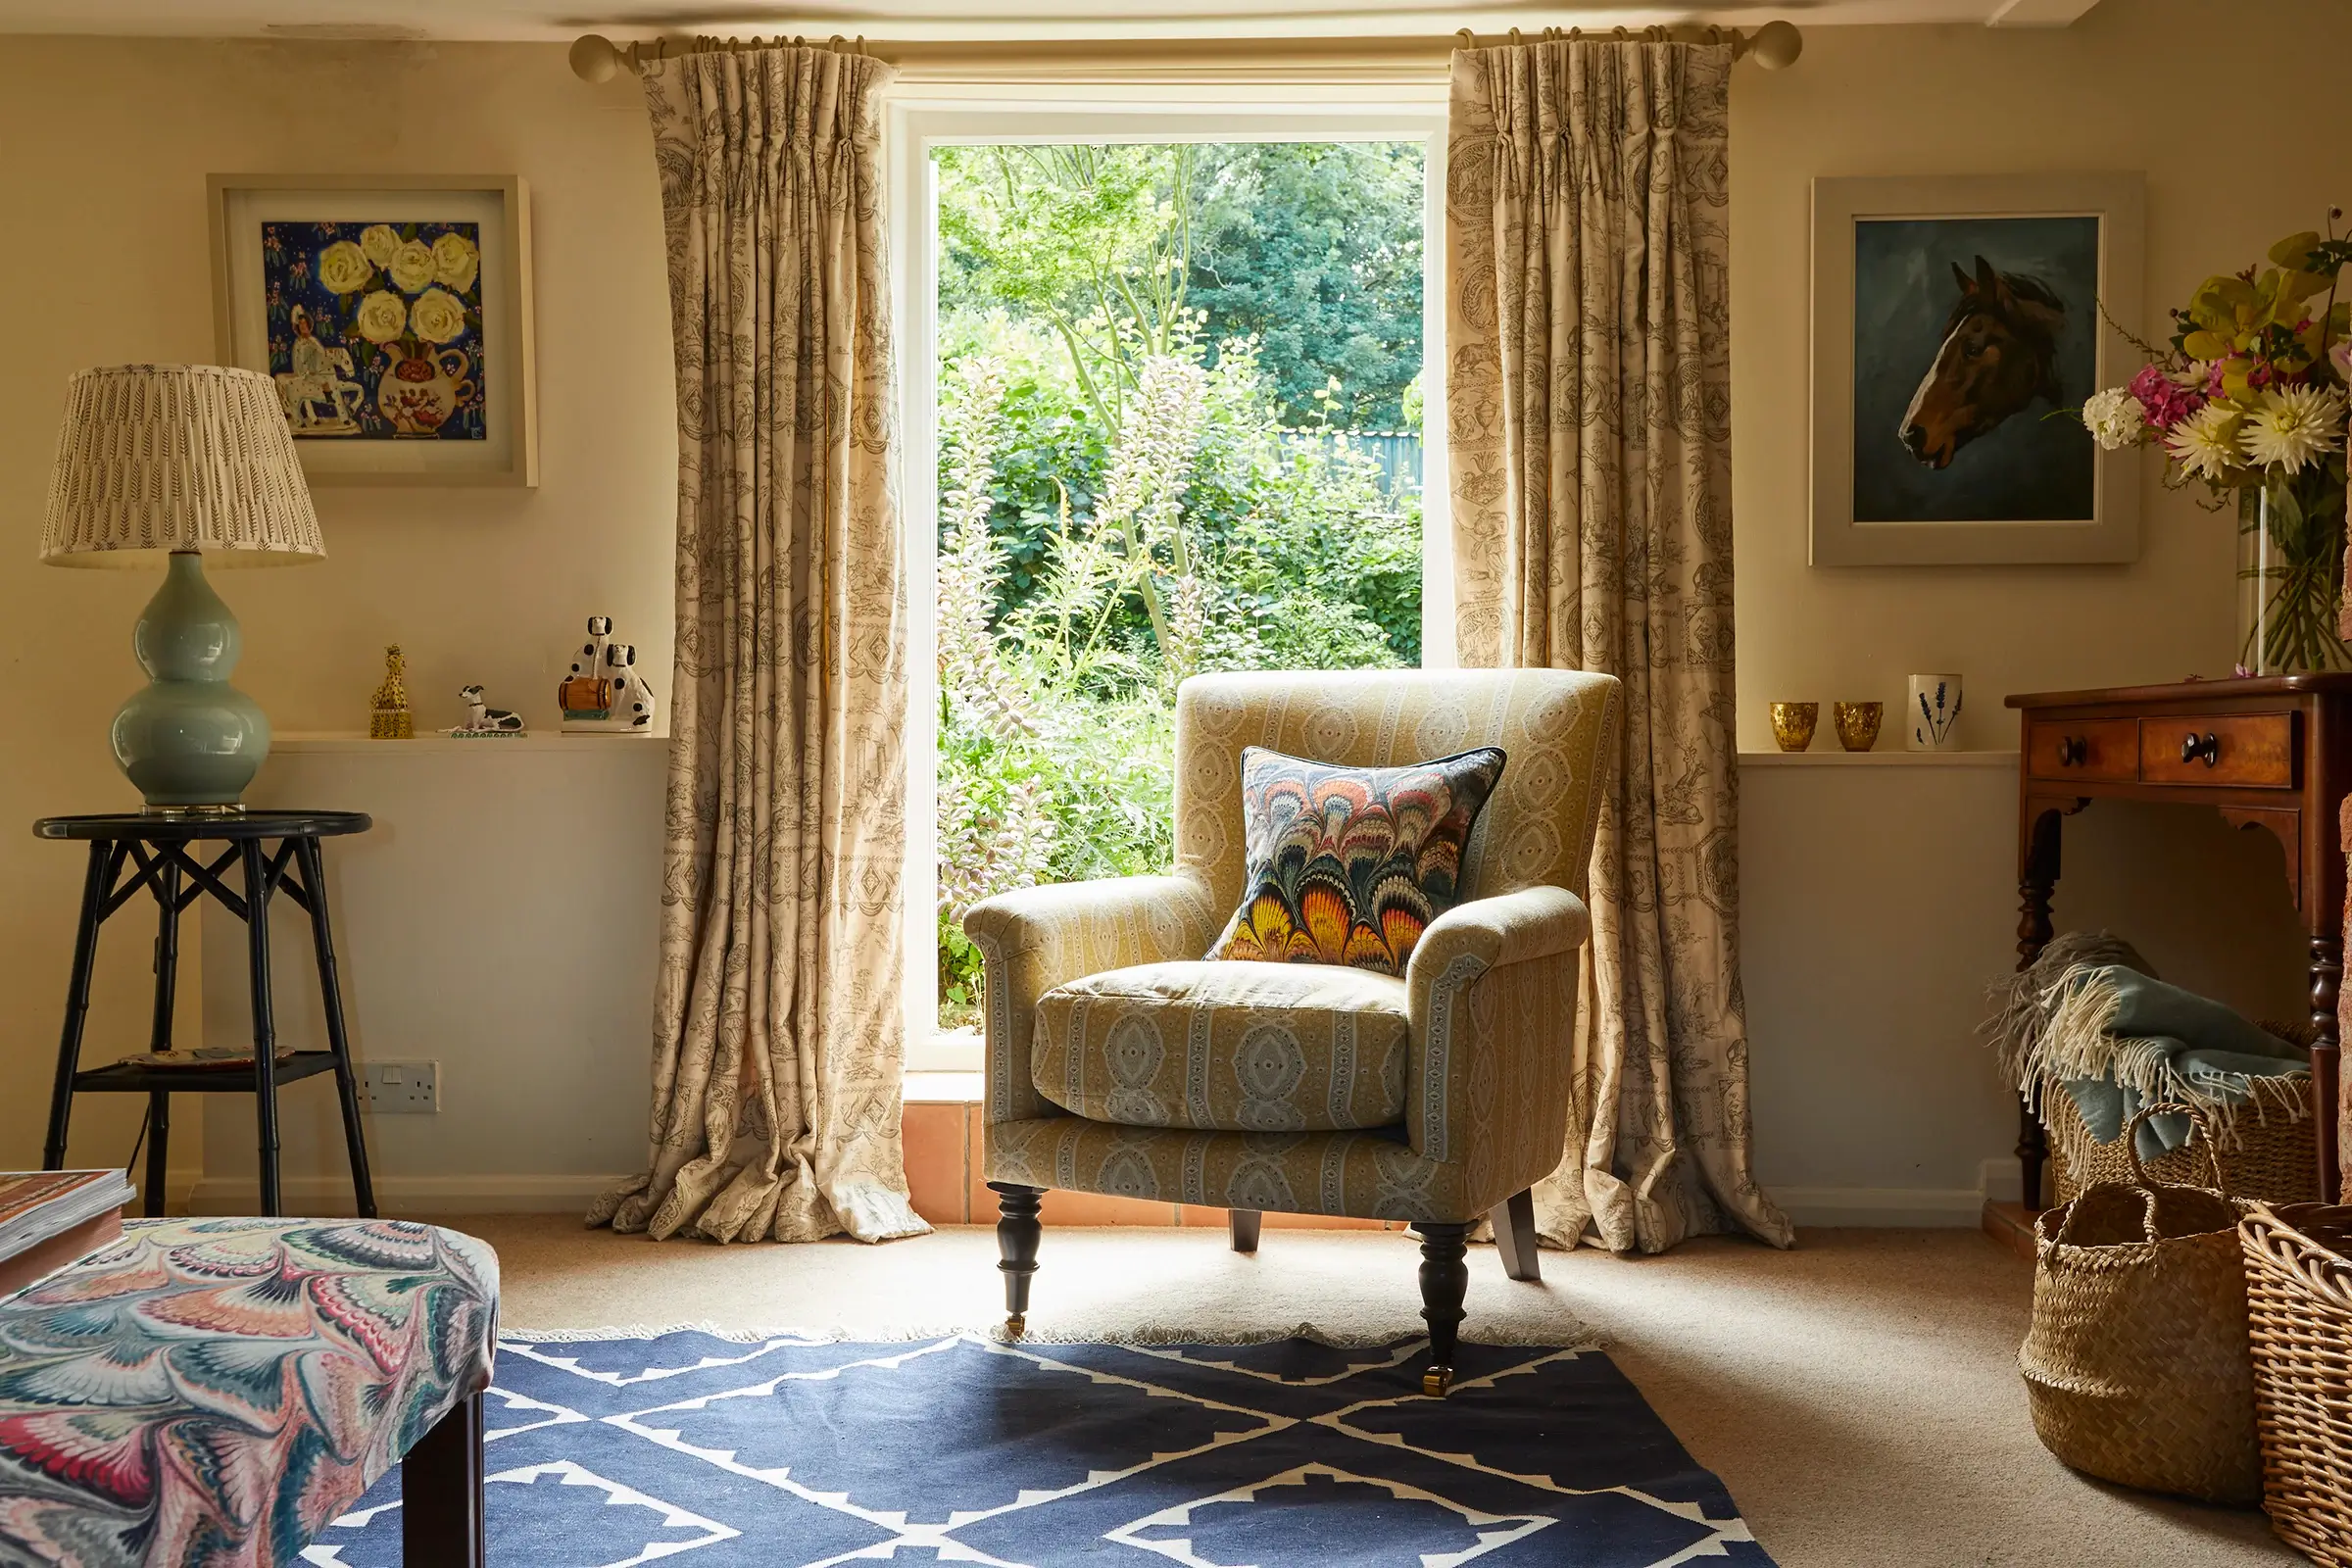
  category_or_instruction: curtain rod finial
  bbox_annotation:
[569,33,625,82]
[1749,19,1802,69]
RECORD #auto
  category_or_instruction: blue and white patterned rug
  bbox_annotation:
[303,1329,1772,1566]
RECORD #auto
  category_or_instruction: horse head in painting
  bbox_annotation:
[1898,255,2067,469]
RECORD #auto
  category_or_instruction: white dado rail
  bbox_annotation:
[193,733,667,1215]
[1740,749,2019,768]
[270,733,673,753]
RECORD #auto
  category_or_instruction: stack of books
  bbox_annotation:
[0,1170,134,1298]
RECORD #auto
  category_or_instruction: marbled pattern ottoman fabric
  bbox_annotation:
[1033,960,1411,1133]
[0,1216,498,1567]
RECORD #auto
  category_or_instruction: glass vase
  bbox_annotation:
[2237,465,2352,675]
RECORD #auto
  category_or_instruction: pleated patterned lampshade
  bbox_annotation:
[40,364,323,568]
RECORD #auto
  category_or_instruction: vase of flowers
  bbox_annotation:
[2080,223,2352,674]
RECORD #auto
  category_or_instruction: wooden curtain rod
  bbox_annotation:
[567,20,1803,82]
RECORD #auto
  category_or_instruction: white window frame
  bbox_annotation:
[891,93,1451,1071]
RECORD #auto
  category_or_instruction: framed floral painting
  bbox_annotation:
[210,175,537,486]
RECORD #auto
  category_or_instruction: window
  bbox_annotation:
[893,100,1449,1070]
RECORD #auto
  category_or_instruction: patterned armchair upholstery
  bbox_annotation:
[964,668,1621,1393]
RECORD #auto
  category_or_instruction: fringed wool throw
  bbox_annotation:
[1984,932,2307,1162]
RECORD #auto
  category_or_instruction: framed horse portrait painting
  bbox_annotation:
[209,174,537,487]
[1810,173,2143,564]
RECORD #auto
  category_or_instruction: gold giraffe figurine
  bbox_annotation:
[369,645,415,740]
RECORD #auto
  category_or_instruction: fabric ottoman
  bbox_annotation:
[0,1215,498,1566]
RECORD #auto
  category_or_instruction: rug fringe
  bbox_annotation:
[499,1319,1601,1350]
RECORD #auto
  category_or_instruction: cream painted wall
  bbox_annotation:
[1743,756,2308,1223]
[0,38,672,1181]
[1730,0,2352,751]
[0,6,2343,1217]
[1724,0,2352,1220]
[192,740,662,1213]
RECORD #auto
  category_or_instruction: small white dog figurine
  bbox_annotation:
[605,644,659,730]
[452,684,526,737]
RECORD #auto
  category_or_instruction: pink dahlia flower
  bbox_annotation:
[2129,363,2205,431]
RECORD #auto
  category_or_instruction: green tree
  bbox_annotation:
[930,140,1428,1016]
[1187,142,1425,429]
[936,144,1196,430]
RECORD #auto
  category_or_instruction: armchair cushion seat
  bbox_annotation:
[1033,959,1410,1132]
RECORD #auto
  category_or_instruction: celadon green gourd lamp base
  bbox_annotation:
[111,551,270,810]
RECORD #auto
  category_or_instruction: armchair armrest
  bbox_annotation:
[1403,886,1591,1165]
[963,874,1220,1124]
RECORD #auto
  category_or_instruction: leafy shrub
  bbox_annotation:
[932,143,1425,1022]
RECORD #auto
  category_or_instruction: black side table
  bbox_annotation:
[35,811,377,1219]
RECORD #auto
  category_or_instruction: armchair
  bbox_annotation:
[963,668,1621,1394]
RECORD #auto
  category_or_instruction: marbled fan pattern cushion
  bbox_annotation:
[0,1216,498,1568]
[1209,746,1506,976]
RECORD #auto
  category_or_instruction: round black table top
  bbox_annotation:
[34,810,372,842]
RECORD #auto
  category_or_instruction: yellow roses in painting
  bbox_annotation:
[408,288,466,345]
[431,231,478,292]
[266,216,486,442]
[301,224,479,351]
[317,240,373,295]
[387,238,436,294]
[355,289,409,345]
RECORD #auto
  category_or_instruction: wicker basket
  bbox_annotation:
[2240,1202,2352,1561]
[2020,1104,2261,1504]
[2046,1023,2318,1208]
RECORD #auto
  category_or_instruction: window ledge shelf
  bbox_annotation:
[271,732,672,754]
[1741,749,2017,769]
[906,1070,984,1104]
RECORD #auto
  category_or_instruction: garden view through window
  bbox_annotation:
[932,139,1429,1031]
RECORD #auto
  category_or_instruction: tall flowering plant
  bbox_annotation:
[2079,223,2352,672]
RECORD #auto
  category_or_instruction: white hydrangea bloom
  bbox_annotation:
[2081,386,2147,451]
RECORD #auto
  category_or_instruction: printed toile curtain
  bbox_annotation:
[588,44,927,1245]
[1446,34,1792,1253]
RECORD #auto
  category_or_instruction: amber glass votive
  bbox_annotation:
[1769,702,1819,753]
[1834,701,1884,752]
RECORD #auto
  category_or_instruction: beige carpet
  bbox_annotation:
[462,1216,2298,1567]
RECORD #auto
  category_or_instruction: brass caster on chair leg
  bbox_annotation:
[1422,1365,1453,1397]
[1005,1313,1026,1339]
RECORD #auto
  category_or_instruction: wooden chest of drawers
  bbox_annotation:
[2027,710,2298,789]
[2009,675,2352,1209]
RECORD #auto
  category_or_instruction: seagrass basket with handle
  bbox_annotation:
[2020,1103,2261,1505]
[2239,1200,2352,1562]
[2046,1021,2317,1207]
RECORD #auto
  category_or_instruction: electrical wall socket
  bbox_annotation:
[362,1061,439,1114]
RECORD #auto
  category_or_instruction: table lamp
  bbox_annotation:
[40,365,324,811]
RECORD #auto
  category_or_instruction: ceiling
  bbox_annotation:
[0,0,2103,43]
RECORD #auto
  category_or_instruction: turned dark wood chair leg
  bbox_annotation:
[989,1182,1043,1335]
[1229,1208,1261,1253]
[1417,1221,1471,1397]
[1491,1189,1539,1283]
[404,1388,485,1567]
